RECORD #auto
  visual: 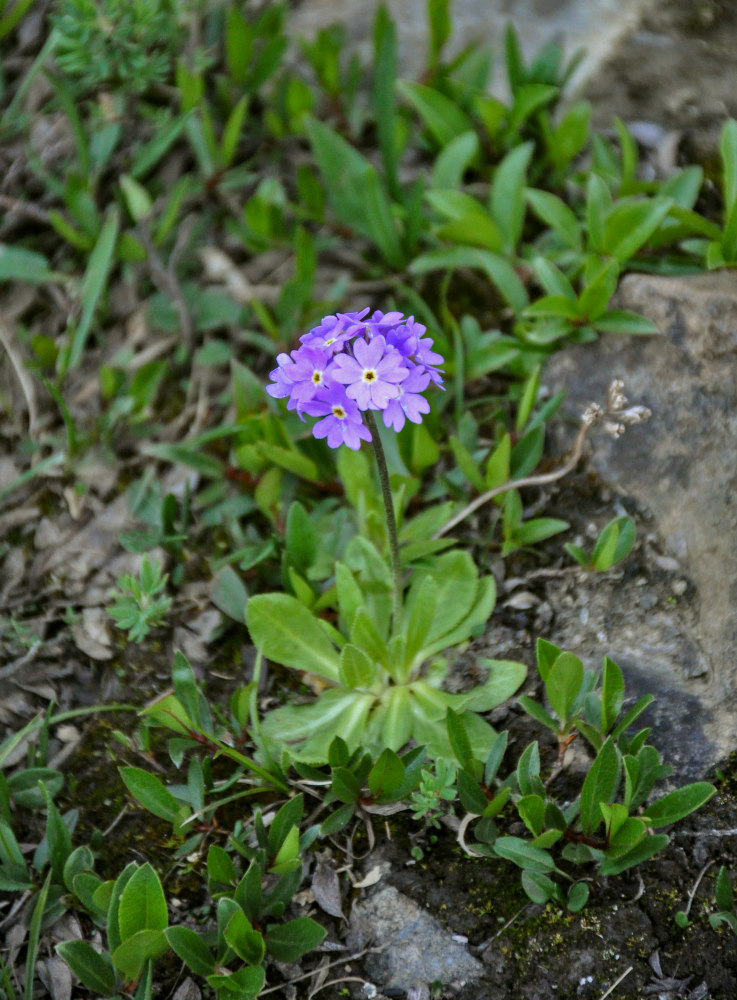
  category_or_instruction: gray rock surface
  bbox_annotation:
[349,884,483,991]
[289,0,656,96]
[544,271,737,774]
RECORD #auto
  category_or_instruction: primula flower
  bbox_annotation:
[302,386,372,450]
[382,366,431,432]
[266,308,444,449]
[330,334,408,410]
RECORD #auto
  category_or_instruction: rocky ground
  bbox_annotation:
[5,0,737,998]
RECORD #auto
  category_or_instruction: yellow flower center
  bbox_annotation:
[332,405,346,420]
[363,369,377,383]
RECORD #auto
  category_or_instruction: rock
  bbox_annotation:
[287,0,654,96]
[348,885,483,991]
[545,271,737,775]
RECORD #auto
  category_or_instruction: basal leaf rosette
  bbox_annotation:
[247,549,526,762]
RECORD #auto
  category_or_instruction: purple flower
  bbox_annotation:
[302,385,372,450]
[280,344,335,411]
[330,335,409,410]
[382,366,431,431]
[266,308,444,449]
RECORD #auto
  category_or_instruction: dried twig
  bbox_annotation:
[597,965,633,999]
[434,419,590,540]
[0,317,39,436]
[258,945,387,996]
[681,861,714,920]
[433,378,651,540]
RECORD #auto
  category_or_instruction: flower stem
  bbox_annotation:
[365,411,402,633]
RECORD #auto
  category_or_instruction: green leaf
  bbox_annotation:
[26,871,52,1000]
[0,817,27,870]
[106,863,137,955]
[60,208,119,377]
[265,916,327,962]
[457,769,488,815]
[208,965,265,999]
[165,926,215,978]
[409,246,528,313]
[0,245,57,284]
[600,833,669,876]
[601,197,673,263]
[382,685,413,751]
[350,607,389,669]
[536,638,560,682]
[361,166,405,268]
[397,80,475,147]
[257,442,320,482]
[526,191,581,250]
[320,802,354,836]
[512,517,569,548]
[579,738,621,835]
[485,433,511,489]
[462,659,526,713]
[493,836,555,873]
[491,142,533,252]
[335,562,364,633]
[586,174,612,253]
[715,865,734,912]
[225,910,266,965]
[721,118,737,216]
[521,870,559,905]
[369,748,405,797]
[403,575,437,670]
[56,940,116,995]
[484,730,508,786]
[268,795,304,859]
[642,782,716,828]
[286,501,317,574]
[449,435,485,492]
[120,767,181,823]
[516,741,543,797]
[419,550,479,644]
[578,258,619,321]
[339,643,377,690]
[545,652,584,724]
[112,929,168,982]
[42,785,72,885]
[118,863,168,939]
[601,657,625,733]
[207,844,236,888]
[594,310,658,336]
[446,708,472,768]
[431,131,479,189]
[247,593,341,681]
[211,566,248,624]
[567,882,590,913]
[517,794,545,837]
[63,846,94,893]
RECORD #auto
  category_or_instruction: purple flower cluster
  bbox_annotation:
[266,309,444,449]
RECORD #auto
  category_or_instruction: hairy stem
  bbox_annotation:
[365,411,402,633]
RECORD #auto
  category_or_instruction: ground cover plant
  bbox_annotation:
[1,0,737,997]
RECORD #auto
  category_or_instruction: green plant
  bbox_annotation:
[565,514,636,572]
[108,555,172,643]
[709,866,737,934]
[410,757,457,828]
[449,640,715,909]
[51,0,189,96]
[57,798,326,999]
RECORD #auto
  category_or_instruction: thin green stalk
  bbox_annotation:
[364,411,402,633]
